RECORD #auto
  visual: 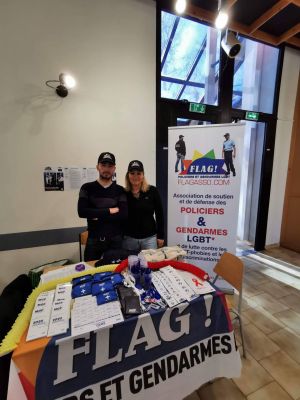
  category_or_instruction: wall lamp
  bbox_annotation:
[46,73,76,97]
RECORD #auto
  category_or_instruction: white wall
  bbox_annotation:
[266,47,300,246]
[0,0,156,289]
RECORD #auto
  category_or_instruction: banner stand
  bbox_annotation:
[168,123,245,287]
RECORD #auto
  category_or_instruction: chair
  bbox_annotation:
[213,252,246,358]
[79,230,88,261]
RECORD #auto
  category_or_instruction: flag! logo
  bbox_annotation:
[179,150,226,176]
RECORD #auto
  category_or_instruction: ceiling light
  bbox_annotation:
[175,0,187,14]
[215,10,228,30]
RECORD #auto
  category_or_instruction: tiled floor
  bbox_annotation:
[184,247,300,400]
[263,247,300,268]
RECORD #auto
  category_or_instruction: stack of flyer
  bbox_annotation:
[152,266,215,307]
[71,296,124,337]
[47,283,72,336]
[26,283,72,341]
[27,290,55,341]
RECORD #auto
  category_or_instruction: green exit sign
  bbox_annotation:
[189,103,206,114]
[245,111,259,121]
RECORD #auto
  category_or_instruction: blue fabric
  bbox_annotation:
[35,290,238,400]
[93,272,112,283]
[72,275,93,286]
[71,282,92,298]
[96,290,118,305]
[91,281,114,296]
[110,274,124,286]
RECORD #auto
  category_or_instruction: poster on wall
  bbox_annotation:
[43,167,65,191]
[168,123,245,280]
[43,167,98,191]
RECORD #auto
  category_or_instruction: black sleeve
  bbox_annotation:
[119,190,128,221]
[77,186,110,219]
[182,142,186,156]
[107,189,128,223]
[152,186,164,240]
[78,186,128,222]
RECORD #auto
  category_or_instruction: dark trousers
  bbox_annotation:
[224,151,235,175]
[175,153,185,172]
[84,235,123,262]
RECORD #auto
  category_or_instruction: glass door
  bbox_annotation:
[237,121,265,246]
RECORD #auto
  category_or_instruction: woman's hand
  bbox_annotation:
[157,239,164,248]
[109,207,119,214]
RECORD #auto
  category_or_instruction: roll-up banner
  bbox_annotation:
[168,123,245,282]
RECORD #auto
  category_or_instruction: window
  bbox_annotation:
[232,36,279,114]
[161,11,221,105]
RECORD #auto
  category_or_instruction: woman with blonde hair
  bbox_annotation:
[122,160,164,251]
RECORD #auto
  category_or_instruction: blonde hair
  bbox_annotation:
[125,172,150,193]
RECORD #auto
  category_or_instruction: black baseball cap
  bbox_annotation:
[224,133,230,137]
[127,160,144,173]
[179,135,184,138]
[98,152,116,165]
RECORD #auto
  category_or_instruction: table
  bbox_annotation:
[8,286,241,400]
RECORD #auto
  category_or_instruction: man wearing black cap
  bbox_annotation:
[78,152,128,261]
[175,134,186,172]
[222,133,236,176]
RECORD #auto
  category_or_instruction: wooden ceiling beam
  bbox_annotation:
[248,0,290,34]
[186,3,300,49]
[248,30,278,45]
[290,0,300,6]
[276,23,300,44]
[187,4,215,24]
[286,36,300,47]
[185,3,300,49]
[187,4,278,45]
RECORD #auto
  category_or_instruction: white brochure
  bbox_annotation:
[152,271,182,307]
[178,270,215,295]
[160,266,198,301]
[26,290,55,341]
[47,283,72,337]
[71,297,124,337]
